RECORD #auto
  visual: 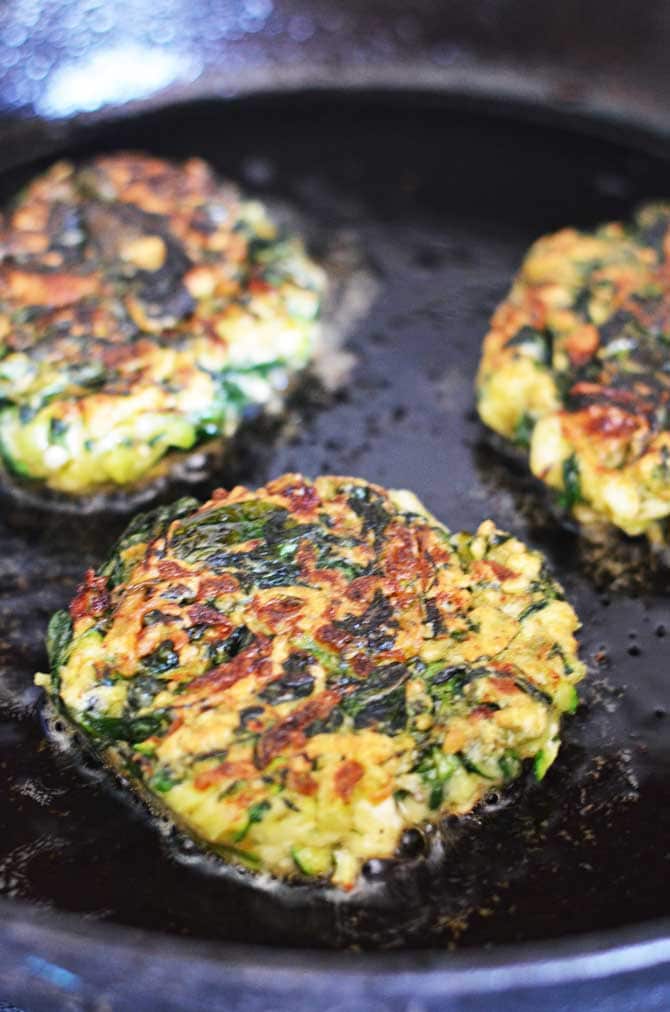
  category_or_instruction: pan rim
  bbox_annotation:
[2,84,670,182]
[2,893,670,992]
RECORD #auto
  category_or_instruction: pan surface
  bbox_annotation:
[1,93,670,953]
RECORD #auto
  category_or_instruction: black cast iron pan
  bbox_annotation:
[2,3,670,1008]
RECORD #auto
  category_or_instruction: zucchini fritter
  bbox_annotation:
[477,204,670,543]
[0,155,325,498]
[38,474,584,888]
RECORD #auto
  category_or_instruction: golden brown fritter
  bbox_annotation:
[477,204,670,543]
[38,474,584,888]
[0,154,325,498]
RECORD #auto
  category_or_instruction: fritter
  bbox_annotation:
[0,154,325,499]
[477,203,670,543]
[37,474,584,889]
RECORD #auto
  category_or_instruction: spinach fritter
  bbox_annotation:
[37,474,584,888]
[477,203,670,543]
[0,154,325,498]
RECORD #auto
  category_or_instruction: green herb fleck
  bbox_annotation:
[417,748,461,809]
[518,599,549,622]
[142,640,180,675]
[513,412,535,449]
[46,610,73,675]
[150,767,180,793]
[233,800,271,842]
[558,454,582,511]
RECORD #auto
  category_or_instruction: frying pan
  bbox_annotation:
[2,1,670,1008]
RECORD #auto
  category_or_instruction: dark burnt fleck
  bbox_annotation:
[142,639,180,674]
[259,657,315,704]
[346,484,391,540]
[424,598,444,634]
[209,626,254,666]
[134,239,195,326]
[239,706,265,729]
[335,590,397,652]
